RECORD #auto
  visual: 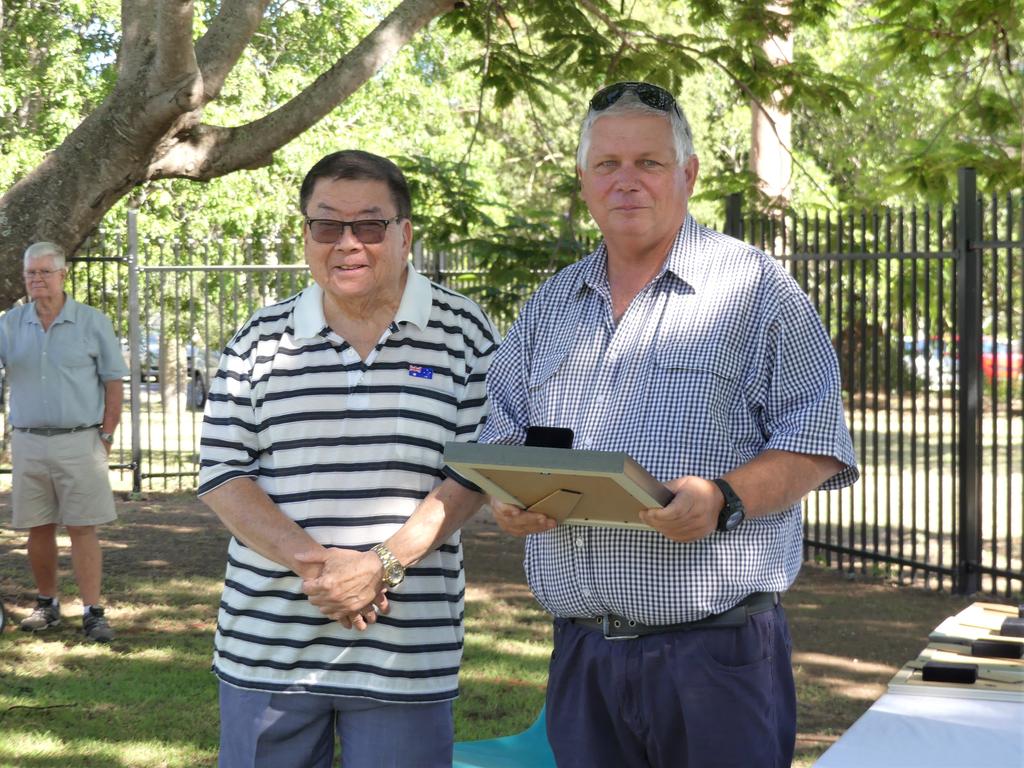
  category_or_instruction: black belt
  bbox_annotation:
[569,592,780,640]
[13,424,100,436]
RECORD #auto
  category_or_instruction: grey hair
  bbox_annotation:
[24,241,66,269]
[576,90,694,169]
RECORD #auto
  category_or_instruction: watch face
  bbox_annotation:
[385,565,404,587]
[724,509,744,531]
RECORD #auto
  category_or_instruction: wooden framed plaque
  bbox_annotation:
[443,442,673,529]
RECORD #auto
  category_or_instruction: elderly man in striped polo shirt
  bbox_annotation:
[198,150,498,767]
[481,83,859,767]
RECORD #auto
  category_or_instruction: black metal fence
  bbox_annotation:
[0,222,311,495]
[1,168,1019,596]
[723,168,1022,597]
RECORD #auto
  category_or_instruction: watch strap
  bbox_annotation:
[712,477,744,532]
[371,542,405,587]
[99,430,115,444]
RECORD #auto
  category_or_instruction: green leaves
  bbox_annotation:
[453,212,588,327]
[3,0,1015,315]
[396,153,496,244]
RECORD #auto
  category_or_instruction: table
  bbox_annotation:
[813,691,1024,768]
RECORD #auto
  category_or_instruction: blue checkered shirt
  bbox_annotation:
[479,216,858,624]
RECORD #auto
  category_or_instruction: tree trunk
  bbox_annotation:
[0,0,458,307]
[159,335,189,415]
[750,1,794,209]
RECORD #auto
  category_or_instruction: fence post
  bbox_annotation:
[127,208,143,497]
[955,167,981,595]
[724,193,743,239]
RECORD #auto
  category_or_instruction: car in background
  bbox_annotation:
[902,336,956,391]
[121,332,218,410]
[981,337,1024,382]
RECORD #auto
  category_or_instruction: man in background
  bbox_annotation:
[1,241,127,643]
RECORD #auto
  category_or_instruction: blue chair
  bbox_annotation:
[453,705,556,767]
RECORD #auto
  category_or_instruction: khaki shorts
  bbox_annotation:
[10,429,117,528]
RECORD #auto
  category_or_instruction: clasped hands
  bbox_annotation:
[294,548,389,631]
[490,475,723,542]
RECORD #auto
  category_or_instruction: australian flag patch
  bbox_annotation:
[408,364,434,380]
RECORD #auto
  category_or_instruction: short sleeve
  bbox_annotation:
[197,331,261,496]
[94,312,129,381]
[759,289,859,490]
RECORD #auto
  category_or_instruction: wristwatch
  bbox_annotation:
[712,478,745,532]
[98,430,115,445]
[371,543,406,588]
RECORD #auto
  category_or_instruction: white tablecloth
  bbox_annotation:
[813,691,1024,768]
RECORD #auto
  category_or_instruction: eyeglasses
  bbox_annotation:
[23,268,63,279]
[306,217,397,245]
[589,82,682,117]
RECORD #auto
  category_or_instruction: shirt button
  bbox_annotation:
[581,588,591,598]
[574,536,584,548]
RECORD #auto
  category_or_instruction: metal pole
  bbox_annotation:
[127,208,143,497]
[955,167,981,595]
[724,193,743,239]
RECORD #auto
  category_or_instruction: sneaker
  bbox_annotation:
[20,597,61,632]
[83,606,114,643]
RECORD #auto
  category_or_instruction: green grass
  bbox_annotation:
[0,493,994,767]
[0,591,549,768]
[0,498,553,767]
[458,592,551,736]
[0,625,219,767]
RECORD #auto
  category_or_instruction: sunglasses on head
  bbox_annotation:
[589,82,682,117]
[305,217,397,245]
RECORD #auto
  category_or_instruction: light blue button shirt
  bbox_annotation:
[0,296,128,428]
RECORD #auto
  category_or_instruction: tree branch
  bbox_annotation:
[571,0,835,206]
[644,31,838,208]
[460,1,495,168]
[507,13,562,169]
[195,0,271,101]
[1,703,77,718]
[576,0,620,38]
[149,0,460,180]
[154,0,200,89]
[118,0,158,80]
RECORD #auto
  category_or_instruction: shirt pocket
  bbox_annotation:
[49,333,99,372]
[394,379,459,469]
[525,344,577,430]
[644,342,742,475]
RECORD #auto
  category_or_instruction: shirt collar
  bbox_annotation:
[293,263,431,339]
[26,294,76,326]
[577,215,708,296]
[663,215,710,292]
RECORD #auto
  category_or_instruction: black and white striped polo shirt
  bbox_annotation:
[199,265,498,702]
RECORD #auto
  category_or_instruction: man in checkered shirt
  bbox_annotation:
[477,83,858,767]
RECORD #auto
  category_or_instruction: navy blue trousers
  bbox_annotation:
[217,681,453,768]
[545,603,796,768]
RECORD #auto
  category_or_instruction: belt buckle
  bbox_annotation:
[602,615,639,641]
